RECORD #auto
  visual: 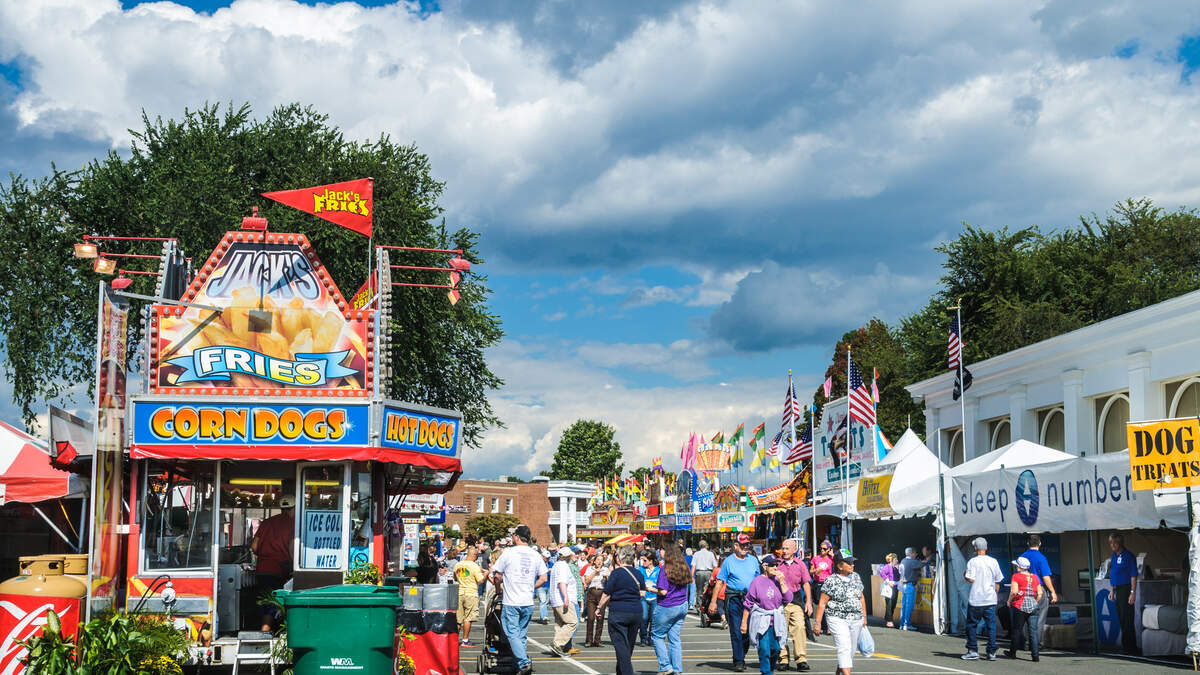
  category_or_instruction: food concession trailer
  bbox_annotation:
[87,218,463,665]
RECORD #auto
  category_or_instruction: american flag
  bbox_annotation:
[848,355,876,426]
[781,380,801,427]
[783,423,813,464]
[948,314,963,371]
[766,430,782,457]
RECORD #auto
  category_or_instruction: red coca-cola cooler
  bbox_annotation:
[0,556,86,674]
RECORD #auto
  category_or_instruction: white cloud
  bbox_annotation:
[469,339,816,479]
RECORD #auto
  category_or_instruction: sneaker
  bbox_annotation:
[988,652,997,661]
[460,639,477,647]
[567,648,581,655]
[733,663,746,672]
[549,645,566,658]
[961,651,980,660]
[797,663,810,671]
[657,671,675,675]
[518,667,533,675]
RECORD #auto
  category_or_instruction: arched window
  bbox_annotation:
[988,418,1011,450]
[1168,377,1200,418]
[1038,407,1065,451]
[1096,393,1131,454]
[949,428,965,467]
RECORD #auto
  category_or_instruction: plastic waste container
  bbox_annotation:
[275,584,402,674]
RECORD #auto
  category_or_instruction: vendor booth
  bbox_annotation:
[86,221,464,665]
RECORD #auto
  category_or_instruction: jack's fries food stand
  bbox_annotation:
[89,219,463,664]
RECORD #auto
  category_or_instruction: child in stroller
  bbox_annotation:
[477,593,519,674]
[697,571,726,628]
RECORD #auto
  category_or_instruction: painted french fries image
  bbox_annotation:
[157,285,369,391]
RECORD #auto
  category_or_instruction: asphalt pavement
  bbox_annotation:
[461,610,1193,674]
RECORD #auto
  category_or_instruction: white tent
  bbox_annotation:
[843,429,950,519]
[948,438,1074,476]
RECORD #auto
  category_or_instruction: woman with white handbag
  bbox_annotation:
[878,553,900,627]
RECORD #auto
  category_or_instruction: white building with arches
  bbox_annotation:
[907,289,1200,466]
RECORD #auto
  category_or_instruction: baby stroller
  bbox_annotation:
[476,594,519,674]
[697,573,726,628]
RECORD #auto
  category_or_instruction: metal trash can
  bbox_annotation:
[275,584,402,674]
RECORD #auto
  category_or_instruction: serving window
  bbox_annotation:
[141,460,217,571]
[298,463,349,571]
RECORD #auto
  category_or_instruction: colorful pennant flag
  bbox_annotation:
[262,178,373,237]
[823,376,833,398]
[749,422,765,450]
[729,423,745,446]
[710,430,724,445]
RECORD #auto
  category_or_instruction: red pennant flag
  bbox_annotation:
[54,440,78,467]
[262,178,373,237]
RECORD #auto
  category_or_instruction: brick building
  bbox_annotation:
[443,477,593,545]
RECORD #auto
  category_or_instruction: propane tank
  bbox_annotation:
[0,556,87,674]
[61,553,89,589]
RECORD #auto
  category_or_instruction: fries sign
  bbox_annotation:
[151,232,372,396]
[1126,417,1200,491]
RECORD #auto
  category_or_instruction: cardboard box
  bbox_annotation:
[1044,623,1077,650]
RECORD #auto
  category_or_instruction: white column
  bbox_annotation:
[963,400,982,460]
[1127,351,1161,422]
[1008,385,1035,442]
[1062,369,1092,456]
[566,497,577,542]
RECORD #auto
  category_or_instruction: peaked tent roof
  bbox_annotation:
[949,439,1074,477]
[0,420,87,503]
[881,429,951,517]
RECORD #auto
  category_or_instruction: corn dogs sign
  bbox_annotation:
[151,232,372,396]
[1126,417,1200,491]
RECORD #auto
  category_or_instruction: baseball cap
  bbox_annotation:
[834,548,857,564]
[558,546,575,557]
[1013,556,1031,570]
[278,495,295,509]
[735,533,751,545]
[760,554,780,566]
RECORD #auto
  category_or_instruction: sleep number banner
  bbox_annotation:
[951,452,1163,535]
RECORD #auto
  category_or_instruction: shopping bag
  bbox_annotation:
[857,625,875,657]
[880,583,894,599]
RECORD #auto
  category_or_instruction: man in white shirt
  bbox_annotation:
[490,525,549,675]
[548,546,579,657]
[691,539,718,624]
[962,537,1003,661]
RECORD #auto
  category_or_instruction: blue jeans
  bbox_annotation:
[640,598,656,642]
[755,625,780,675]
[651,602,687,674]
[899,582,916,629]
[725,594,750,665]
[965,604,997,655]
[1011,607,1040,657]
[501,604,534,668]
[535,586,549,621]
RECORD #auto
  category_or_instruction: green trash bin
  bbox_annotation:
[276,584,403,674]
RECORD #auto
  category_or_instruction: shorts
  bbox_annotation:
[458,592,480,623]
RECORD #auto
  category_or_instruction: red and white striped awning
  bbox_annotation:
[0,420,86,504]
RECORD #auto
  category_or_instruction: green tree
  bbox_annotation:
[465,514,519,543]
[628,466,654,483]
[543,419,623,481]
[0,103,503,443]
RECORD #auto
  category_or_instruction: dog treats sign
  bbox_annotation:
[151,231,373,396]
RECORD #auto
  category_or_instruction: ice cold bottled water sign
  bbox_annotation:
[303,510,344,569]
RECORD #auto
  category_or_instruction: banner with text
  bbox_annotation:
[951,451,1162,535]
[1126,417,1200,491]
[814,396,876,495]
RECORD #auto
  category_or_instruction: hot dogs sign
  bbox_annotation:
[151,232,373,396]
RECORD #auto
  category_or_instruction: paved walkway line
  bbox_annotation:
[875,654,981,675]
[526,636,601,675]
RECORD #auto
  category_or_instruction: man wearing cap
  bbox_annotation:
[1019,534,1057,646]
[777,539,812,671]
[549,546,580,657]
[962,537,1003,661]
[251,494,295,632]
[491,524,549,675]
[709,533,761,672]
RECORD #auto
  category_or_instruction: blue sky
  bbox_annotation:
[3,0,1200,478]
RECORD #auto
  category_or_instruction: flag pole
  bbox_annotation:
[952,298,968,462]
[810,401,818,556]
[843,347,852,549]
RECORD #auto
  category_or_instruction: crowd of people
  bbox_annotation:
[420,526,1139,674]
[423,525,870,675]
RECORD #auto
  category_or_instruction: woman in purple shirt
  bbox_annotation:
[879,553,900,627]
[650,543,693,675]
[740,555,793,675]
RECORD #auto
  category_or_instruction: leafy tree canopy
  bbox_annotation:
[0,103,503,443]
[628,466,654,483]
[464,514,520,544]
[543,419,623,481]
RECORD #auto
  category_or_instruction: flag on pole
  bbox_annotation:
[767,430,782,458]
[731,443,744,468]
[875,426,893,461]
[749,422,765,450]
[948,314,963,371]
[848,355,876,426]
[871,367,880,404]
[710,431,724,445]
[952,367,974,401]
[651,456,664,474]
[748,445,764,472]
[823,376,833,398]
[262,178,374,237]
[728,423,745,445]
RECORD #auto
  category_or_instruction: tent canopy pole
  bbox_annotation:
[32,504,79,552]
